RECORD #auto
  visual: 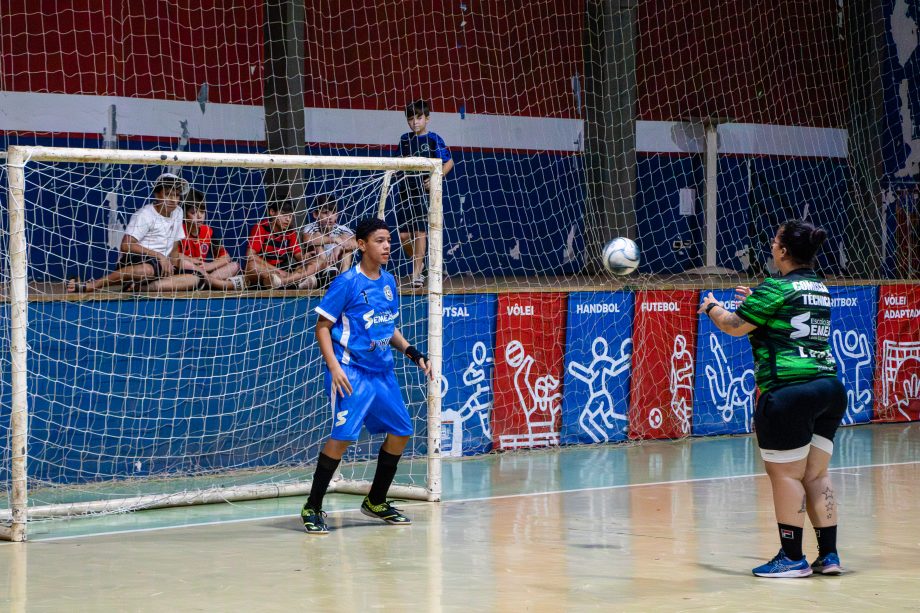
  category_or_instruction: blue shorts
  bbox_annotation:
[327,363,412,441]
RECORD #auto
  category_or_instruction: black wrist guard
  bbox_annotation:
[405,345,427,366]
[705,302,720,315]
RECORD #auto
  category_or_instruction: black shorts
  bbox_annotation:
[397,183,428,233]
[754,377,847,462]
[118,253,171,278]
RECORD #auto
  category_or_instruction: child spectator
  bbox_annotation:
[178,188,244,291]
[245,200,330,290]
[68,173,200,293]
[397,99,453,287]
[301,194,356,274]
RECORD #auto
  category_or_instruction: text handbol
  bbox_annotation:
[576,303,621,314]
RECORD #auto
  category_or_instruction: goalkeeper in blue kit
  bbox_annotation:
[301,217,432,534]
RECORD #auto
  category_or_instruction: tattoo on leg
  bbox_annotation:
[798,494,807,514]
[822,486,835,520]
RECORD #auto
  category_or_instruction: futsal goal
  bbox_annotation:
[1,146,445,542]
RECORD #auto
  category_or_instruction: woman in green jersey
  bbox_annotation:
[700,220,846,579]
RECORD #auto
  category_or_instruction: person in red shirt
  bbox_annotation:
[245,200,327,289]
[171,189,243,291]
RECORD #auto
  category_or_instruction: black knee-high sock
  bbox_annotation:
[368,448,401,505]
[306,452,340,510]
[778,523,804,560]
[814,525,838,557]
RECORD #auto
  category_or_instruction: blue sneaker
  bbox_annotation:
[752,549,813,578]
[811,552,843,575]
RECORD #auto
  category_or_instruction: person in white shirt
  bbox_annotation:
[301,195,357,274]
[68,173,201,293]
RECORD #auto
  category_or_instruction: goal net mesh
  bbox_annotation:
[1,157,435,519]
[0,1,914,527]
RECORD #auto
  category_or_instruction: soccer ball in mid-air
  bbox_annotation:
[602,237,639,275]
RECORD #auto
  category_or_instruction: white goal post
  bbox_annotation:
[1,145,444,542]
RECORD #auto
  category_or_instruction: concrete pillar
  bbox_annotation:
[264,0,306,207]
[583,0,637,273]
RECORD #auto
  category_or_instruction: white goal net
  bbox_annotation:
[1,147,444,540]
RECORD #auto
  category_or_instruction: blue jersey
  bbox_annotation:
[398,131,451,202]
[398,131,452,163]
[315,266,400,373]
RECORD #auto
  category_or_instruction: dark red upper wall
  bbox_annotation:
[637,0,847,127]
[2,1,845,126]
[1,0,263,105]
[303,0,584,117]
[1,1,583,117]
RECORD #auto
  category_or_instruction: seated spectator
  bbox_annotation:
[301,194,357,274]
[245,200,331,290]
[178,188,244,291]
[68,173,200,293]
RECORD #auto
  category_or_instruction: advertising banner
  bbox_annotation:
[630,290,698,439]
[692,289,757,435]
[561,291,633,444]
[440,294,496,456]
[829,286,877,424]
[493,293,567,450]
[875,285,920,422]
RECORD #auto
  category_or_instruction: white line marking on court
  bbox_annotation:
[7,459,919,544]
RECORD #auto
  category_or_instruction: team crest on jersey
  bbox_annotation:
[200,244,209,256]
[384,286,393,300]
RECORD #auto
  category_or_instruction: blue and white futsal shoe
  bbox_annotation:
[752,549,813,578]
[811,552,843,575]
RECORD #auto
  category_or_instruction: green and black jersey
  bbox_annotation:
[735,268,838,393]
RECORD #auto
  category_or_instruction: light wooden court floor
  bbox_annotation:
[2,422,919,612]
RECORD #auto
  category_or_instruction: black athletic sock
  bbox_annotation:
[814,525,838,558]
[306,452,340,511]
[778,523,804,560]
[368,448,401,505]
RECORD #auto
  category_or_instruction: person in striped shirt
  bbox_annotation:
[301,195,356,274]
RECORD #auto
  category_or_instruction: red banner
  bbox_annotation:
[629,290,698,439]
[493,293,567,450]
[875,285,920,422]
